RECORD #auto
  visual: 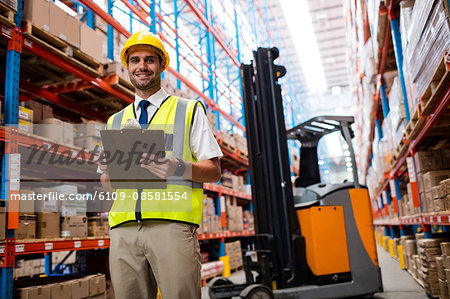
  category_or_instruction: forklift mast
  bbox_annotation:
[241,47,306,288]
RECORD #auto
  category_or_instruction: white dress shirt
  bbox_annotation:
[135,88,223,161]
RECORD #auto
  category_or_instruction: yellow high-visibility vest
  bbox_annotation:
[106,95,204,228]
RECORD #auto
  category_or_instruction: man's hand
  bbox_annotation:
[140,153,179,179]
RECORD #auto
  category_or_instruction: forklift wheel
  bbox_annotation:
[240,284,274,299]
[208,277,234,299]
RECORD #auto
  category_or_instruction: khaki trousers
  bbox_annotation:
[110,220,202,299]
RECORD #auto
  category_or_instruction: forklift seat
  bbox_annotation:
[293,187,320,209]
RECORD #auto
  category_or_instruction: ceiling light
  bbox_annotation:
[342,143,349,149]
[344,150,351,156]
[345,157,351,162]
[324,169,329,175]
[347,167,353,172]
[346,162,352,167]
[318,160,324,166]
[331,86,341,96]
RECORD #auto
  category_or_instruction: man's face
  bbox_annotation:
[127,48,163,91]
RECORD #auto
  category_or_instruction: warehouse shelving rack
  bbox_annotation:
[0,0,308,295]
[350,0,450,240]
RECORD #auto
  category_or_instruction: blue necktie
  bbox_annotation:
[138,100,150,129]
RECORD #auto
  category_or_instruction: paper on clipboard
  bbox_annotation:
[100,129,166,189]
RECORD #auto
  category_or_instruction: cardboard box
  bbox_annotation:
[423,171,450,194]
[17,214,36,240]
[24,100,43,123]
[19,106,34,122]
[42,105,53,119]
[441,179,450,195]
[442,148,450,169]
[35,118,64,143]
[75,121,105,138]
[18,285,51,299]
[102,62,130,81]
[19,189,35,213]
[74,136,102,152]
[88,217,109,237]
[71,277,90,299]
[88,274,106,297]
[19,119,33,134]
[66,15,80,48]
[36,212,60,238]
[0,200,5,240]
[62,121,74,146]
[60,216,87,237]
[414,151,443,173]
[49,2,68,41]
[51,282,72,299]
[23,0,50,31]
[80,23,106,62]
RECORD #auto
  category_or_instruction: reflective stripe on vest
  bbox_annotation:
[106,96,203,227]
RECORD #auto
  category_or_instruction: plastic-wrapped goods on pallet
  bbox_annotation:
[388,77,407,130]
[201,261,224,279]
[405,0,450,113]
[400,0,416,55]
[367,0,382,64]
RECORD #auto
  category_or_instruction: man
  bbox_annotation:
[99,31,222,299]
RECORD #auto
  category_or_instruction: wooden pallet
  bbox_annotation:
[405,105,426,141]
[0,1,14,27]
[391,134,409,165]
[420,51,450,115]
[22,20,101,76]
[105,74,135,98]
[220,139,237,153]
[237,150,248,161]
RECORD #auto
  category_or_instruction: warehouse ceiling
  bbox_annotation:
[262,0,351,95]
[307,0,350,90]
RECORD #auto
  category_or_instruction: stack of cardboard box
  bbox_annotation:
[15,258,45,278]
[417,238,444,297]
[225,196,243,232]
[415,149,450,214]
[16,274,106,299]
[232,134,248,157]
[402,237,417,273]
[74,121,104,152]
[224,240,243,270]
[438,242,450,299]
[198,196,221,234]
[23,0,107,63]
[34,118,74,146]
[88,217,109,237]
[243,210,254,231]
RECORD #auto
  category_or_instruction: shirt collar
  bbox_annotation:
[134,88,168,112]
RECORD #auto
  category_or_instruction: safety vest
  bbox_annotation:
[106,95,204,228]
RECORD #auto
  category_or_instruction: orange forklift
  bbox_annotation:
[208,48,383,298]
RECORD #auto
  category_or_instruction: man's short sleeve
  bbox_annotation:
[190,103,223,161]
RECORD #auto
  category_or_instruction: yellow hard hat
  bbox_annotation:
[120,31,170,71]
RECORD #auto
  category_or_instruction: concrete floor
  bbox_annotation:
[202,244,428,298]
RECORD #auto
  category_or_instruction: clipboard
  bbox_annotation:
[100,129,167,189]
